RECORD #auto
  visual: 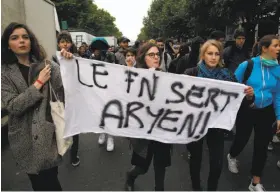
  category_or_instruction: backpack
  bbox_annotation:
[242,59,254,84]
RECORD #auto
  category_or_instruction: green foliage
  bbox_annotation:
[138,0,190,40]
[138,0,279,40]
[52,0,122,37]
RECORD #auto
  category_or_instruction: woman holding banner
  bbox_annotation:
[1,22,64,191]
[227,35,280,191]
[124,43,171,191]
[184,40,254,191]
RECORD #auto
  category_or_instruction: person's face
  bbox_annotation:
[262,39,280,60]
[82,44,88,50]
[93,49,101,56]
[120,41,129,48]
[8,28,31,56]
[235,36,246,48]
[156,42,164,51]
[126,52,136,67]
[58,39,72,51]
[202,45,220,68]
[79,46,86,55]
[145,46,160,69]
[156,42,164,48]
[218,38,225,46]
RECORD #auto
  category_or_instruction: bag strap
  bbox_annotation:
[243,59,254,84]
[49,82,60,102]
[45,60,60,103]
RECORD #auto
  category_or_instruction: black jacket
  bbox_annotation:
[223,44,250,73]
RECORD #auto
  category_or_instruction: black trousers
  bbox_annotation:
[131,141,171,190]
[229,104,275,177]
[27,166,62,191]
[70,134,79,161]
[187,129,224,191]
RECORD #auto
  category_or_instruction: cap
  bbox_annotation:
[118,36,130,44]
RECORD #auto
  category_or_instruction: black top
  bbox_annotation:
[17,63,29,85]
[223,45,250,73]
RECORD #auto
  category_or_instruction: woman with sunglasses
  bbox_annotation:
[124,43,171,191]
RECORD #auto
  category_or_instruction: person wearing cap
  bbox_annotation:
[90,37,115,63]
[223,28,250,73]
[89,37,116,152]
[115,36,130,65]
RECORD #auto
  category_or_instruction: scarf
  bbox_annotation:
[261,58,279,67]
[198,61,236,82]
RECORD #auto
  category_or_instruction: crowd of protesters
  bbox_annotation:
[1,21,280,191]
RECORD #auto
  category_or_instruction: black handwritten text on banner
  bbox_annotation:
[59,55,246,144]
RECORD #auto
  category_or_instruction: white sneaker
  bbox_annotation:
[277,160,280,168]
[227,154,239,174]
[272,135,280,143]
[98,133,106,145]
[267,142,273,151]
[106,136,114,152]
[249,182,265,191]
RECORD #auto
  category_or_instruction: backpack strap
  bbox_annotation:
[243,59,254,84]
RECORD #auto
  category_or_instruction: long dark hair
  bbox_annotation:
[1,22,46,65]
[136,43,161,69]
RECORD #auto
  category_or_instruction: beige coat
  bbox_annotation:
[1,60,63,174]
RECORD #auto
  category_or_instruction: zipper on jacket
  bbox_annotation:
[261,62,266,108]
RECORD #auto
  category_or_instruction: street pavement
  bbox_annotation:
[1,133,280,191]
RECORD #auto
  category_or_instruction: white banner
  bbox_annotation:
[59,54,246,144]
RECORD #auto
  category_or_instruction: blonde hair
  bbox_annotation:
[149,39,156,44]
[199,40,224,67]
